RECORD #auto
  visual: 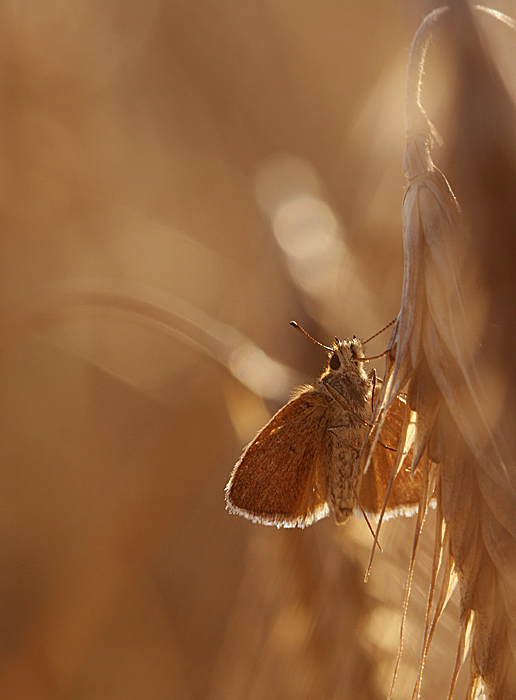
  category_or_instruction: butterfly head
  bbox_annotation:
[326,336,368,378]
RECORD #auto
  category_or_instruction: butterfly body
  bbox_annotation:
[313,338,372,522]
[225,336,421,528]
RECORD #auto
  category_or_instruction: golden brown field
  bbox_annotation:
[1,1,516,698]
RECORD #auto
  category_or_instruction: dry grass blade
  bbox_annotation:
[0,279,298,403]
[412,530,457,700]
[373,3,516,698]
[364,400,416,577]
[387,457,433,699]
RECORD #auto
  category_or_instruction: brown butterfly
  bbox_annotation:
[225,326,422,528]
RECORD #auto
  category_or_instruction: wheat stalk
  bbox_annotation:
[368,4,516,698]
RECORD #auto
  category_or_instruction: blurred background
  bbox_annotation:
[0,1,515,698]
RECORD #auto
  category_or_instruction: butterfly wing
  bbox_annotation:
[359,395,424,516]
[225,390,331,527]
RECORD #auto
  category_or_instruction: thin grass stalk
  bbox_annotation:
[387,457,432,699]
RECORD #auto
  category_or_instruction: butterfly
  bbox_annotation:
[225,330,422,528]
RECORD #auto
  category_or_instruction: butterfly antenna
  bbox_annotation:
[363,317,397,346]
[290,321,332,351]
[362,349,389,363]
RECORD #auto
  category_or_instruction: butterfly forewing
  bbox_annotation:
[225,391,331,527]
[359,394,423,515]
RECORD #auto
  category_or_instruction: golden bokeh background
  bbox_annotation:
[1,2,515,698]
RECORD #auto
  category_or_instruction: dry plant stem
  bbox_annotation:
[446,616,473,700]
[364,396,415,579]
[412,525,456,700]
[420,497,445,678]
[349,480,383,552]
[404,6,448,144]
[387,457,432,700]
[0,283,242,366]
[372,4,516,698]
[0,280,296,402]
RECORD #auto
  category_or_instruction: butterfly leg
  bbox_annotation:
[327,426,382,547]
[327,426,361,453]
[371,368,377,408]
[324,383,397,454]
[321,383,370,426]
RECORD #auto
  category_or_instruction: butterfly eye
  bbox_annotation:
[329,353,341,370]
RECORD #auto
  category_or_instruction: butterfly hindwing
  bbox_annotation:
[225,390,331,527]
[359,394,423,516]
